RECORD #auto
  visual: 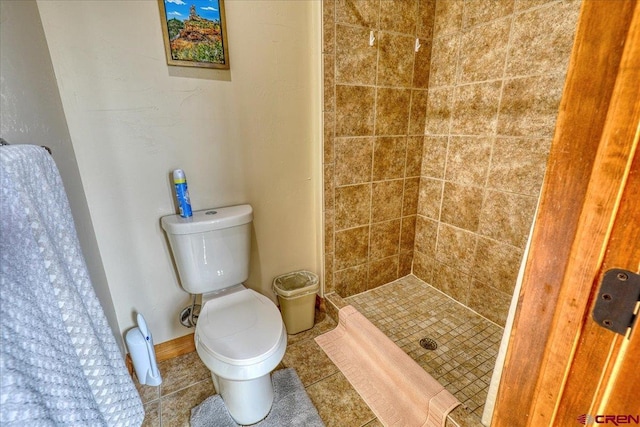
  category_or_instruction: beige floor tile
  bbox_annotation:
[141,400,161,427]
[160,379,214,427]
[282,337,339,386]
[159,351,210,397]
[134,377,161,404]
[306,372,376,427]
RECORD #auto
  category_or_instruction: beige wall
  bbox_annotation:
[0,0,122,351]
[37,0,322,345]
[322,0,580,326]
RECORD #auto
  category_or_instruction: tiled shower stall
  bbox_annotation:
[322,0,581,326]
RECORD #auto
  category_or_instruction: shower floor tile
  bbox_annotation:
[345,274,504,425]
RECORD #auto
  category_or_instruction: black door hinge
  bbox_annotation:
[592,268,640,338]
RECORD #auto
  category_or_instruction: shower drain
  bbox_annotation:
[419,338,438,351]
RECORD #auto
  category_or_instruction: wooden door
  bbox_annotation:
[493,1,639,425]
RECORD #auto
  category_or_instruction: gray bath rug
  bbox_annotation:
[190,368,324,427]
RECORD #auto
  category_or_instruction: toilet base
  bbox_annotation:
[213,372,274,425]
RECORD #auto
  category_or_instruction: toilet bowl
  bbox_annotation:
[161,205,287,425]
[195,285,287,424]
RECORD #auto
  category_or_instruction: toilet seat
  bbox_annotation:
[195,288,286,380]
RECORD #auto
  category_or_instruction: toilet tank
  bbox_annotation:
[161,205,253,295]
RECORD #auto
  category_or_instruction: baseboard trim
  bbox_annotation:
[125,332,195,375]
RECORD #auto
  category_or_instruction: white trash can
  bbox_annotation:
[272,270,319,334]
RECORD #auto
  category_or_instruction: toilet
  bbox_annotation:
[161,204,287,425]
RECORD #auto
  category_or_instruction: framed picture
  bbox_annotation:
[158,0,230,69]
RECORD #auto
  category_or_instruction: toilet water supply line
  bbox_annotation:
[180,294,200,328]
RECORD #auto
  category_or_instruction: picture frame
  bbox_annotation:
[158,0,230,69]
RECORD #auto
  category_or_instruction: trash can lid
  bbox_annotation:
[272,270,319,297]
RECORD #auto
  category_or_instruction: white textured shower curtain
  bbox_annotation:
[0,145,144,426]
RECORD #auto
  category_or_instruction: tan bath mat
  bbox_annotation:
[315,305,459,427]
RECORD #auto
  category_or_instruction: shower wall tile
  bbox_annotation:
[506,1,580,77]
[369,256,400,289]
[334,264,368,297]
[445,136,492,187]
[323,54,335,112]
[335,183,371,229]
[451,81,501,135]
[414,215,438,257]
[370,219,401,260]
[324,163,334,211]
[335,25,378,85]
[457,19,511,84]
[413,251,435,283]
[400,215,417,251]
[421,136,448,178]
[424,87,453,135]
[380,0,418,33]
[478,190,537,248]
[323,112,335,163]
[412,0,576,323]
[324,253,335,293]
[440,182,483,231]
[433,0,464,37]
[473,237,522,295]
[402,177,420,215]
[373,137,407,181]
[497,74,564,137]
[405,136,424,177]
[429,34,459,88]
[335,0,379,27]
[408,90,429,135]
[322,0,578,317]
[413,40,433,89]
[325,209,334,254]
[323,0,336,54]
[417,0,437,39]
[435,223,477,274]
[335,225,370,270]
[417,177,443,220]
[335,85,375,136]
[432,261,470,305]
[375,88,412,135]
[372,179,404,222]
[468,280,511,325]
[487,137,550,195]
[378,32,416,87]
[335,137,373,186]
[462,0,514,29]
[399,250,414,276]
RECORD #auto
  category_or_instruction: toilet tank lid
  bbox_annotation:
[161,204,253,235]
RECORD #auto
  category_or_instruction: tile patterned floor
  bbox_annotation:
[135,275,502,426]
[345,275,504,425]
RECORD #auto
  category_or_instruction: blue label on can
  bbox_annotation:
[175,182,192,218]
